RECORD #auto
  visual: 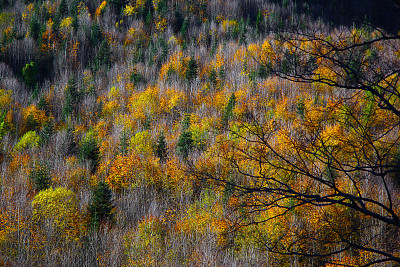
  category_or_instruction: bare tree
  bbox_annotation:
[191,26,400,266]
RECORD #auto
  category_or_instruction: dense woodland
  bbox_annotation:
[1,0,400,266]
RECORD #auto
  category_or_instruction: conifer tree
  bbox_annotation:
[63,75,81,117]
[221,92,236,130]
[95,39,111,70]
[80,133,101,174]
[30,162,51,192]
[88,181,114,229]
[177,114,193,160]
[185,57,197,82]
[154,132,167,162]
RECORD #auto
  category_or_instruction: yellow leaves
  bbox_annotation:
[174,193,228,246]
[60,17,73,29]
[22,104,51,133]
[221,19,237,33]
[22,3,34,22]
[124,215,165,266]
[128,85,186,124]
[102,100,120,117]
[124,0,145,16]
[163,87,185,111]
[0,88,12,110]
[13,131,40,153]
[159,51,194,81]
[155,17,167,32]
[129,130,153,155]
[124,4,136,16]
[32,187,83,242]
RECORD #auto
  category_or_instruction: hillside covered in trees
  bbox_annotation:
[1,0,400,266]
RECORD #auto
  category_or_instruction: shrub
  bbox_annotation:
[14,131,40,153]
[22,61,38,89]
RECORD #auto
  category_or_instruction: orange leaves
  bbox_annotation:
[22,104,52,133]
[95,1,107,18]
[106,153,140,192]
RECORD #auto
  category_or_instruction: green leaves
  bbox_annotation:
[22,62,38,89]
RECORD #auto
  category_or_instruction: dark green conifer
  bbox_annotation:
[30,162,51,191]
[95,39,111,69]
[154,132,168,162]
[63,75,81,117]
[186,57,197,82]
[79,134,101,174]
[221,92,236,130]
[88,181,114,229]
[177,114,193,160]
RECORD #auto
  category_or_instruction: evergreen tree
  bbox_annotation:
[29,16,41,41]
[30,162,51,191]
[38,119,54,147]
[95,39,111,70]
[63,75,81,117]
[91,21,103,47]
[58,0,68,17]
[221,92,236,130]
[88,181,114,229]
[79,134,101,174]
[185,57,197,82]
[154,132,167,162]
[177,114,193,160]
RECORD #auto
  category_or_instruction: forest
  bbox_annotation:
[0,0,400,266]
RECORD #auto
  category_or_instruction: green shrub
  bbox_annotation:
[22,61,38,89]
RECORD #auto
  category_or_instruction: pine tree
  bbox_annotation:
[80,133,101,174]
[95,39,111,70]
[154,132,168,162]
[221,92,236,130]
[91,21,103,47]
[30,162,51,192]
[63,75,81,117]
[177,114,193,160]
[88,181,114,229]
[185,57,197,82]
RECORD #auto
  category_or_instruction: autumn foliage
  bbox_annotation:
[0,0,400,266]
